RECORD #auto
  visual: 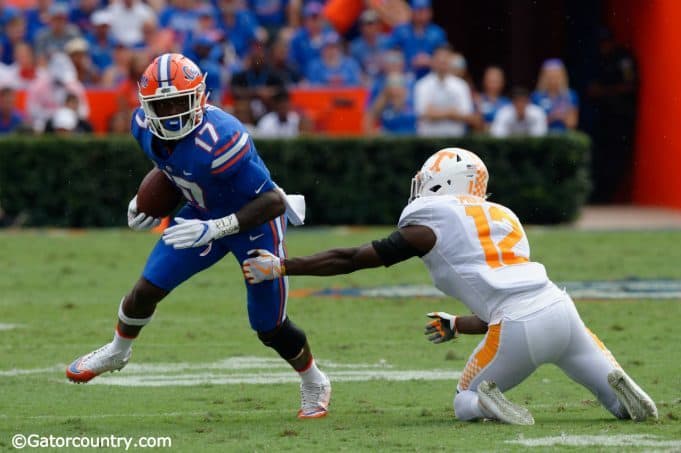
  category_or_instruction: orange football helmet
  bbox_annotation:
[138,53,208,140]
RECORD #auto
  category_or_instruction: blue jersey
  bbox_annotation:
[386,23,446,78]
[305,56,362,86]
[349,34,389,80]
[248,0,288,28]
[131,105,276,220]
[530,89,579,132]
[380,102,417,135]
[477,94,510,124]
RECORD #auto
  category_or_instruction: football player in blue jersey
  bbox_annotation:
[66,53,331,419]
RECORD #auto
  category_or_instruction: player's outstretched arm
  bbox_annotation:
[242,225,436,283]
[163,190,286,249]
[234,189,286,232]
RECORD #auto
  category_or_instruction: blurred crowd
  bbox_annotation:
[0,0,625,139]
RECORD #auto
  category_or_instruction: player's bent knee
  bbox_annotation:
[128,278,169,305]
[257,318,307,360]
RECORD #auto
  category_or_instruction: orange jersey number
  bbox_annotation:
[465,205,529,268]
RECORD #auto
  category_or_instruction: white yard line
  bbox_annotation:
[0,356,458,387]
[0,323,21,331]
[506,434,681,448]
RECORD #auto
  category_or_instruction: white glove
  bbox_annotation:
[424,312,458,344]
[162,214,239,249]
[127,195,161,230]
[242,249,284,284]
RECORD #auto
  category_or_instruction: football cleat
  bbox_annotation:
[298,375,331,419]
[607,369,658,421]
[477,380,535,425]
[66,343,132,383]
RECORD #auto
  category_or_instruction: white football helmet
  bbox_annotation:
[409,148,489,202]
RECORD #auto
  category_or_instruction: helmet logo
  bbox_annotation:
[428,150,457,173]
[139,74,149,88]
[182,65,200,81]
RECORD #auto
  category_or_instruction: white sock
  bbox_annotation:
[454,390,487,420]
[298,359,326,385]
[110,328,134,354]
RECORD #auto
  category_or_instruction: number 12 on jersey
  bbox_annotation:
[465,205,529,268]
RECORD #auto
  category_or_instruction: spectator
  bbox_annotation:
[184,34,225,100]
[414,45,474,137]
[349,9,388,83]
[305,32,362,86]
[231,37,285,119]
[100,42,132,87]
[25,52,89,131]
[0,85,24,134]
[8,42,37,87]
[105,0,156,48]
[475,65,510,127]
[0,13,26,65]
[25,0,51,44]
[44,92,93,134]
[587,29,638,202]
[449,51,475,90]
[218,0,260,58]
[367,72,416,135]
[248,0,294,38]
[140,16,175,55]
[65,37,100,86]
[490,86,547,138]
[70,0,101,34]
[368,49,415,104]
[158,0,198,44]
[385,0,446,78]
[255,89,302,138]
[270,28,300,85]
[531,58,578,132]
[287,1,331,75]
[34,3,82,61]
[86,10,116,72]
[0,0,19,35]
[368,0,410,28]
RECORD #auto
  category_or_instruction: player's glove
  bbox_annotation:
[424,312,458,344]
[162,214,240,249]
[127,195,161,230]
[242,249,285,284]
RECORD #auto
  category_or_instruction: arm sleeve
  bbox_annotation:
[371,230,424,267]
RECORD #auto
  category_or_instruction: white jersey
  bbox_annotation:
[398,195,564,324]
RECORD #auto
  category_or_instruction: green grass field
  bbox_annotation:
[1,228,680,452]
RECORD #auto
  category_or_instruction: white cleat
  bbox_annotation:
[607,369,658,421]
[477,380,535,425]
[298,374,331,419]
[66,343,132,383]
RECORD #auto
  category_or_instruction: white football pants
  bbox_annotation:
[453,294,628,420]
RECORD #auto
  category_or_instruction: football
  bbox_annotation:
[136,167,183,218]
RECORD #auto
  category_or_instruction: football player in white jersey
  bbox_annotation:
[241,148,658,425]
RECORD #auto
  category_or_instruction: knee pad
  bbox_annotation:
[257,318,307,360]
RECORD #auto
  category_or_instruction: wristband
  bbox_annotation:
[280,259,287,276]
[213,214,240,238]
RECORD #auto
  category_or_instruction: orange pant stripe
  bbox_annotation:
[586,328,620,368]
[459,323,501,390]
